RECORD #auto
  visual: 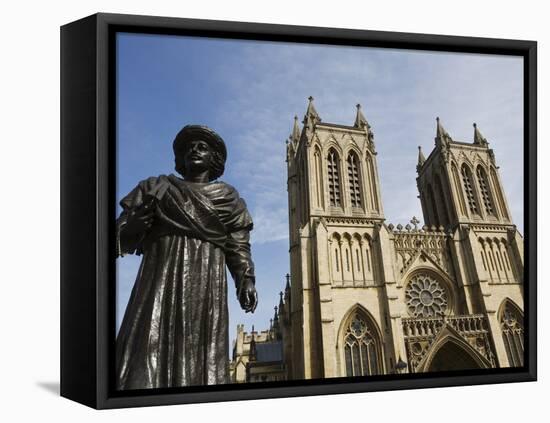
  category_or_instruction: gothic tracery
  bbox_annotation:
[327,149,341,207]
[500,301,524,367]
[461,164,479,215]
[405,274,448,318]
[343,310,382,377]
[347,152,362,208]
[476,166,495,217]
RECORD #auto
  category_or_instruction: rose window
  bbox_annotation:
[405,274,448,317]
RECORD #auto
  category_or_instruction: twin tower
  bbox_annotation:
[282,97,524,379]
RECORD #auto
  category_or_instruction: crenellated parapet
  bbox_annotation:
[386,217,453,278]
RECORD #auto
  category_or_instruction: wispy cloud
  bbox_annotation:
[208,42,523,235]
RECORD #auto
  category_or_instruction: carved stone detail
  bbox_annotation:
[391,229,451,276]
[402,315,496,372]
[405,274,448,318]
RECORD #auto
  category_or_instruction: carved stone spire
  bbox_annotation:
[290,115,301,144]
[249,325,257,361]
[417,145,426,172]
[473,122,488,146]
[435,117,452,146]
[272,305,281,339]
[303,96,321,128]
[354,103,369,129]
[285,138,295,163]
[284,273,291,302]
[286,116,301,163]
[353,102,375,146]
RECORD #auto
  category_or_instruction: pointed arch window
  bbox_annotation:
[343,311,381,376]
[434,174,450,227]
[451,162,467,216]
[365,154,379,212]
[461,165,479,215]
[347,152,362,208]
[327,149,341,207]
[500,302,524,367]
[426,184,440,225]
[476,166,495,216]
[313,147,324,208]
[331,233,343,282]
[301,159,308,222]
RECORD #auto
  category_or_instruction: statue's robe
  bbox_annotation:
[115,174,254,390]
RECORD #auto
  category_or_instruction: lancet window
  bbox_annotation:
[461,164,479,215]
[476,166,495,216]
[500,302,524,367]
[328,149,341,207]
[347,152,362,208]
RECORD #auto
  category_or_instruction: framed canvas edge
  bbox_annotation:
[60,13,99,409]
[61,12,537,410]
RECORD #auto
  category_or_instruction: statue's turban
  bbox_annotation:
[173,125,227,161]
[172,125,227,180]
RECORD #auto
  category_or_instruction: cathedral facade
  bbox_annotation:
[281,97,524,379]
[231,98,524,382]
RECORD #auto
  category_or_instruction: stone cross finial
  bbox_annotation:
[410,216,420,230]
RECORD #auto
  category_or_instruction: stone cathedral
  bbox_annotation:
[230,97,524,382]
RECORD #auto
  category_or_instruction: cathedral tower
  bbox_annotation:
[286,98,393,379]
[415,118,524,368]
[416,118,513,229]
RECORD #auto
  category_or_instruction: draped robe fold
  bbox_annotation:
[115,174,254,390]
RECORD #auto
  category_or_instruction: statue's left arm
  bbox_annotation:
[217,184,256,313]
[210,182,257,312]
[225,228,257,313]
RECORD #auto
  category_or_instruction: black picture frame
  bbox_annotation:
[60,12,537,409]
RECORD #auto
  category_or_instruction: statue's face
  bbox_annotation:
[183,139,213,174]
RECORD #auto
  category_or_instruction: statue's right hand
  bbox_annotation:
[124,202,155,235]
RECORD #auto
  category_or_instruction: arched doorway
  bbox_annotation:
[428,341,483,372]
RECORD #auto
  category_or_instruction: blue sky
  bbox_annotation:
[115,33,524,352]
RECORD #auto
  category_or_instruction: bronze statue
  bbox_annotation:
[115,125,257,390]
